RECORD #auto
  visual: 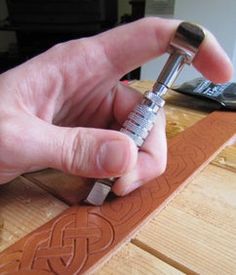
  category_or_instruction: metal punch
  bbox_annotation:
[85,22,205,206]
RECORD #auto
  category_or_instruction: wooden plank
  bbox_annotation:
[25,169,92,205]
[165,105,204,138]
[129,80,153,94]
[97,243,184,275]
[0,177,67,252]
[134,165,236,274]
[212,145,236,173]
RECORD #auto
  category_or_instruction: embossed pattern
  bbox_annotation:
[0,111,235,274]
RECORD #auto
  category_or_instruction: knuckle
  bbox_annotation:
[50,41,67,52]
[0,118,18,150]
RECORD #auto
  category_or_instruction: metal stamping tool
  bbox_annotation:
[85,22,205,206]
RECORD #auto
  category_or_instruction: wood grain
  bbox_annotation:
[0,177,67,252]
[0,111,235,274]
[165,105,204,138]
[134,165,236,274]
[97,243,184,275]
[212,145,236,172]
[129,80,153,94]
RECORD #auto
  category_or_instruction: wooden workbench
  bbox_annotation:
[0,81,236,274]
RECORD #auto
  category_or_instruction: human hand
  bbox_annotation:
[0,18,232,196]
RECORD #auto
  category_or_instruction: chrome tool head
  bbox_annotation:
[169,21,205,64]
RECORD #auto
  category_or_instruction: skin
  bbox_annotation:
[0,17,233,196]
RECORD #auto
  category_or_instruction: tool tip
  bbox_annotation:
[177,22,205,49]
[84,181,112,206]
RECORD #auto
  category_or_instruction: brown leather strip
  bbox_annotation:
[0,111,235,274]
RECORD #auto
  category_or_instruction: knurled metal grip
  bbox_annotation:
[121,92,165,147]
[85,21,205,206]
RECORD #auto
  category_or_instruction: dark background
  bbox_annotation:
[0,0,145,79]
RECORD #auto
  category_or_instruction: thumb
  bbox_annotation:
[23,117,138,178]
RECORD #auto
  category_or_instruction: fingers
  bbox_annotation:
[112,109,167,196]
[96,17,233,82]
[19,116,138,179]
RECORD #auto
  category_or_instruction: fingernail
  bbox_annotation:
[120,180,142,196]
[98,140,130,175]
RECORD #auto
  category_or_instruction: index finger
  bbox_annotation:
[96,17,233,83]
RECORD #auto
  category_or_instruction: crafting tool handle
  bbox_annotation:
[120,93,164,147]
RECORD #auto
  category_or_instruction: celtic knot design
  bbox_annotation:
[0,208,114,274]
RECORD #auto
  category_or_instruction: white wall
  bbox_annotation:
[0,0,16,52]
[141,0,236,83]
